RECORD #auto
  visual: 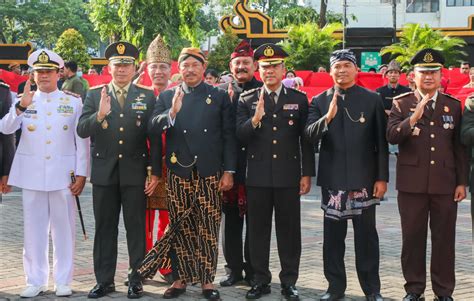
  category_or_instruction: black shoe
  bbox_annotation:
[220,273,244,287]
[320,292,345,301]
[246,284,271,299]
[160,272,174,285]
[127,283,143,299]
[281,285,299,300]
[434,297,453,301]
[202,289,221,300]
[366,293,383,301]
[87,283,116,299]
[403,293,425,301]
[163,287,186,299]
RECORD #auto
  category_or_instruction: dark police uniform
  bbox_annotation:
[77,42,160,296]
[0,82,15,185]
[387,48,468,300]
[237,83,315,287]
[218,76,262,283]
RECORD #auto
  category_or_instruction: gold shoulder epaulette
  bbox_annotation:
[63,90,81,98]
[90,83,107,90]
[289,87,306,95]
[393,91,414,100]
[134,83,153,91]
[440,92,460,102]
[241,87,259,97]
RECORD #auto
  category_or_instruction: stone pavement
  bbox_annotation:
[0,156,473,301]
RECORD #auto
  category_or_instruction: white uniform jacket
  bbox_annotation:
[1,89,90,191]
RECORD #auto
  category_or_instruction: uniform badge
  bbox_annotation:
[57,104,74,115]
[136,115,142,127]
[63,125,68,130]
[27,124,36,131]
[131,102,147,111]
[170,152,177,164]
[444,106,450,113]
[206,95,212,105]
[283,104,299,110]
[288,120,294,126]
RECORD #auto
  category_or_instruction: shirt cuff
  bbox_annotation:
[168,111,175,126]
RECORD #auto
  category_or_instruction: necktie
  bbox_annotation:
[425,99,434,118]
[117,88,126,109]
[269,91,277,104]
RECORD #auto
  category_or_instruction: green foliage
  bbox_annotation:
[280,22,342,71]
[196,8,220,45]
[54,28,90,70]
[380,23,467,71]
[207,31,241,73]
[273,6,347,28]
[0,0,98,49]
[87,0,122,42]
[87,0,200,59]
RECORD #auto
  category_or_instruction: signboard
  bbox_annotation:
[361,52,381,72]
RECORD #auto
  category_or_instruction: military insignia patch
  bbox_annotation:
[423,52,434,63]
[132,102,147,110]
[283,104,299,110]
[117,43,126,55]
[57,104,74,115]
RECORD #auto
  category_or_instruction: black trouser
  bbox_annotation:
[247,186,301,286]
[221,204,253,277]
[92,184,146,284]
[323,204,380,296]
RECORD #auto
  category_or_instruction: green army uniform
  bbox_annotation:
[62,75,86,100]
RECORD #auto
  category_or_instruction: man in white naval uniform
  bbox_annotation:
[1,49,90,298]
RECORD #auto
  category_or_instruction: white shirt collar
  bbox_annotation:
[264,84,283,97]
[418,89,438,102]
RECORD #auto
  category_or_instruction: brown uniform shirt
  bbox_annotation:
[387,90,468,194]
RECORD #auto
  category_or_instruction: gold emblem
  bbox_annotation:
[170,152,177,164]
[63,125,68,130]
[27,124,36,131]
[38,51,49,63]
[263,46,274,57]
[102,119,108,129]
[117,43,126,55]
[423,52,434,63]
[444,106,450,113]
[206,97,212,105]
[360,116,366,123]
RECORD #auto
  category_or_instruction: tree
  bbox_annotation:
[380,23,467,70]
[280,22,342,71]
[54,29,91,70]
[87,0,201,59]
[0,0,98,48]
[207,31,241,73]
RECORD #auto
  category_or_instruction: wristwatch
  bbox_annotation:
[15,102,27,112]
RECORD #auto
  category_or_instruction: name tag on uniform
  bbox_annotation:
[283,104,299,110]
[132,102,147,110]
[57,105,74,115]
[25,109,37,114]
